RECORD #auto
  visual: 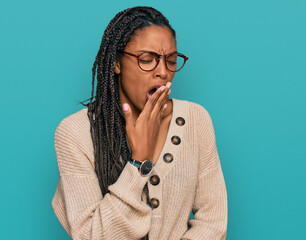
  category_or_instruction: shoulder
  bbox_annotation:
[53,107,96,174]
[172,98,213,124]
[54,107,93,153]
[172,98,216,144]
[55,107,89,135]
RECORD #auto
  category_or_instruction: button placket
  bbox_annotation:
[148,99,188,215]
[147,168,163,214]
[153,99,187,192]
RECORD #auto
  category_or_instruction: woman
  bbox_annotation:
[52,6,227,240]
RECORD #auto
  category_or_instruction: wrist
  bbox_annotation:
[131,153,151,162]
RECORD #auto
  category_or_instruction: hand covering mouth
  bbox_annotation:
[146,84,166,100]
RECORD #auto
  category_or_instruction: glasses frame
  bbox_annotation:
[121,50,189,72]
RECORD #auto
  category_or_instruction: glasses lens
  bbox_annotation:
[166,53,185,72]
[138,53,158,71]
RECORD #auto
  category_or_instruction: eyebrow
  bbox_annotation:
[136,50,177,55]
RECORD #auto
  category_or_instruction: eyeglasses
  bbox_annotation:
[121,50,189,72]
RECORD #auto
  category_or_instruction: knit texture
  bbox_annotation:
[51,98,228,240]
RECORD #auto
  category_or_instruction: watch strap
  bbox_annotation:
[129,158,142,170]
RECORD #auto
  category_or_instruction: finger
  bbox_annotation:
[151,82,171,112]
[162,102,168,115]
[122,103,134,132]
[141,85,167,119]
[150,84,171,119]
[160,87,171,111]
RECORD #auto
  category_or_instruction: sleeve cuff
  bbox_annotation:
[108,162,150,204]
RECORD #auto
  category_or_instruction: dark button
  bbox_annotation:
[171,135,181,145]
[150,175,160,186]
[163,153,174,163]
[150,198,160,208]
[175,117,185,126]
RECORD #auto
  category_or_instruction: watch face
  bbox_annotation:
[141,160,153,176]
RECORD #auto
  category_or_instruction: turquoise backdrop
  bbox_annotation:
[1,0,305,239]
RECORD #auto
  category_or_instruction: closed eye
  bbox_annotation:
[167,60,177,65]
[140,59,154,64]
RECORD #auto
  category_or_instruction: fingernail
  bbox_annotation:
[167,82,172,87]
[123,104,129,111]
[164,103,167,109]
[167,89,171,95]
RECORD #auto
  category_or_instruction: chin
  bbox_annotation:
[140,100,146,111]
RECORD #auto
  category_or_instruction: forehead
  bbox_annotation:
[126,25,177,54]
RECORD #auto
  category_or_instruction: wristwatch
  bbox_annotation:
[129,158,153,176]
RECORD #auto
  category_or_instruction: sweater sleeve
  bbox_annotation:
[51,115,152,240]
[181,104,228,240]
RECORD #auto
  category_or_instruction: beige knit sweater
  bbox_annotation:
[51,98,227,240]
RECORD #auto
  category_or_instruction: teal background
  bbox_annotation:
[1,0,305,239]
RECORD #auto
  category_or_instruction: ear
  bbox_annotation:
[114,57,121,74]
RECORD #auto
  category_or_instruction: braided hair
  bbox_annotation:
[80,6,176,199]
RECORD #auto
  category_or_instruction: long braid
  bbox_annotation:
[79,6,176,239]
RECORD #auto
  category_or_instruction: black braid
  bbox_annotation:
[79,6,176,239]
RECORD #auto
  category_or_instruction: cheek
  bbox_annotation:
[170,72,175,80]
[121,60,142,86]
[121,68,148,101]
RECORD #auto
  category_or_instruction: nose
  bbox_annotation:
[153,56,168,79]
